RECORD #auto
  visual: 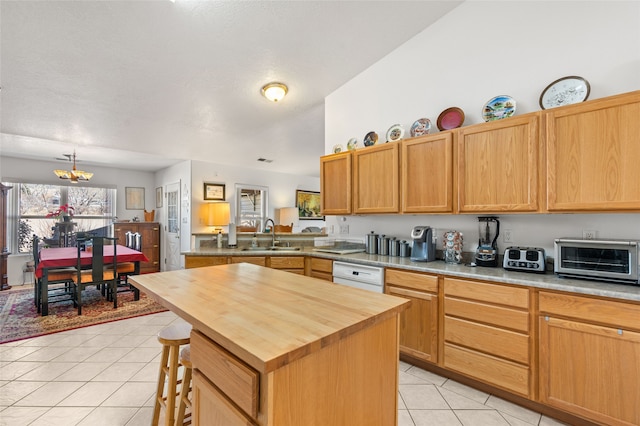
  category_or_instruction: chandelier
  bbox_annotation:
[53,151,93,183]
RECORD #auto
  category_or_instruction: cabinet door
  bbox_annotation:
[401,133,453,213]
[353,143,400,214]
[546,90,640,211]
[320,152,351,215]
[457,113,540,212]
[386,285,438,363]
[193,371,255,426]
[139,223,160,273]
[539,317,640,426]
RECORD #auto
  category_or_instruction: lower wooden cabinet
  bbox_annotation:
[193,371,256,426]
[268,256,304,275]
[306,257,333,281]
[443,277,532,397]
[185,256,228,269]
[113,222,161,273]
[539,291,640,426]
[385,269,438,363]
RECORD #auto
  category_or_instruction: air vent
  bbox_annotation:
[257,158,273,163]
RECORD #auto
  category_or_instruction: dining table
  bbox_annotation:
[35,245,149,316]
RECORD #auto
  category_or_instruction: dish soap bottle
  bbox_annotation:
[251,233,258,248]
[217,230,223,248]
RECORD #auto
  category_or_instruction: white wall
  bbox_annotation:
[324,1,640,255]
[190,160,322,235]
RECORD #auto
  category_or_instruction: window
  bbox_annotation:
[235,184,268,231]
[8,182,116,253]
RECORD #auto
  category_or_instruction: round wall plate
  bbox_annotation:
[539,76,590,110]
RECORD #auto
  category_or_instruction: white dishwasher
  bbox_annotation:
[332,261,384,293]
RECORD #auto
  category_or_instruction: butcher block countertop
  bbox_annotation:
[129,263,409,373]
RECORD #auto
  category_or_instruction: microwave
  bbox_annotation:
[554,238,640,285]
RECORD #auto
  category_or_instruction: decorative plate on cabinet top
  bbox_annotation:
[385,124,405,142]
[332,144,343,153]
[363,131,378,147]
[482,95,516,122]
[410,118,432,137]
[436,107,465,131]
[346,138,358,150]
[539,75,590,110]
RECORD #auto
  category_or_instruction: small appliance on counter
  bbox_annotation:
[475,216,500,267]
[503,247,546,273]
[554,238,640,285]
[410,226,436,262]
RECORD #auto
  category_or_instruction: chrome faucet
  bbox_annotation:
[264,218,278,247]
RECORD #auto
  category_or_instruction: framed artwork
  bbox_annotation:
[204,182,225,201]
[125,187,145,210]
[155,187,163,208]
[296,190,324,220]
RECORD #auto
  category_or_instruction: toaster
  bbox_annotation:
[503,247,546,273]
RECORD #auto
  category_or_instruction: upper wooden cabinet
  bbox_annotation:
[401,133,454,213]
[456,112,541,213]
[545,90,640,212]
[353,142,400,214]
[320,151,351,215]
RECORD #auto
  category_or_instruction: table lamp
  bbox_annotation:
[207,202,230,232]
[279,207,299,231]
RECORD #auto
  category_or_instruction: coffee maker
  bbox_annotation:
[475,216,500,267]
[410,226,436,262]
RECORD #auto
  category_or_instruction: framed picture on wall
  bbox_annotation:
[296,190,324,220]
[125,187,145,210]
[155,187,163,208]
[204,182,225,201]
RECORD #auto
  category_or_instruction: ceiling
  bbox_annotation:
[0,1,462,177]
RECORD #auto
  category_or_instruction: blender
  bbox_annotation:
[475,216,500,267]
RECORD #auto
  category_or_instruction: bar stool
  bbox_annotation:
[176,345,193,425]
[153,323,192,426]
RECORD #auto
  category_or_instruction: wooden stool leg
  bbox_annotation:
[153,345,170,425]
[165,345,180,426]
[176,363,192,425]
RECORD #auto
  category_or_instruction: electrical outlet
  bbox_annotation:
[503,229,513,243]
[583,229,597,240]
[339,224,349,234]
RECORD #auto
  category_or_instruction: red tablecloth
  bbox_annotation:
[35,245,149,278]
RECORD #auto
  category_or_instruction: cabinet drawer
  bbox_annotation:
[444,343,530,397]
[230,256,266,266]
[444,278,529,309]
[269,256,304,269]
[310,258,332,274]
[190,330,259,419]
[310,270,333,281]
[539,291,640,331]
[444,297,529,332]
[385,269,438,293]
[444,317,529,364]
[185,256,228,269]
[193,370,256,426]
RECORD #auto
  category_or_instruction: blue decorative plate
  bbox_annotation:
[363,131,378,147]
[482,95,516,122]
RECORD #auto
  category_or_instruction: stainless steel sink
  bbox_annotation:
[240,246,301,251]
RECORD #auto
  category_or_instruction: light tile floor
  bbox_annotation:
[0,310,568,426]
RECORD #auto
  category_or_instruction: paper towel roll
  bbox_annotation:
[228,223,237,247]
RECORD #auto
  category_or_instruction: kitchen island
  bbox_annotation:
[130,263,409,426]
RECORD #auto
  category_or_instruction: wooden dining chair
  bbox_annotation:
[72,236,118,315]
[32,235,76,314]
[113,232,140,301]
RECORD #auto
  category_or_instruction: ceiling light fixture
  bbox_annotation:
[53,150,93,183]
[261,82,288,102]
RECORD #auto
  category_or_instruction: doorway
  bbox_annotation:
[165,182,180,271]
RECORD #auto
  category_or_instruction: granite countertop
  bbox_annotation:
[182,247,640,303]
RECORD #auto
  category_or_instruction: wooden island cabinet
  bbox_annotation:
[130,264,408,426]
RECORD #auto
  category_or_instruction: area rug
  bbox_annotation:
[0,286,168,344]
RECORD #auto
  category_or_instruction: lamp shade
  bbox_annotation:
[207,202,230,227]
[279,207,299,227]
